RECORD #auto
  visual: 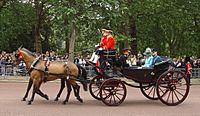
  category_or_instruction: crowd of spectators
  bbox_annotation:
[171,57,200,68]
[1,50,200,67]
[0,51,15,66]
[1,50,200,76]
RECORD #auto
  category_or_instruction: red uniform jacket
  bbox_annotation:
[185,62,192,74]
[100,35,115,49]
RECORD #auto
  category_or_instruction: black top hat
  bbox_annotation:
[152,48,158,52]
[102,27,112,33]
[123,48,130,51]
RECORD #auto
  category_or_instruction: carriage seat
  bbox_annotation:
[102,49,116,58]
[124,66,154,70]
[153,58,171,69]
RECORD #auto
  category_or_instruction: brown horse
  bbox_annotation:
[16,48,88,105]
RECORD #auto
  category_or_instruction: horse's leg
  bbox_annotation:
[28,84,37,105]
[36,89,49,100]
[28,79,42,105]
[63,80,72,104]
[55,78,65,101]
[70,79,83,103]
[22,78,33,101]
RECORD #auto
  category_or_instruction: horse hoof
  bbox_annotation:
[77,98,83,103]
[22,98,26,101]
[27,101,32,105]
[63,101,67,104]
[54,98,59,101]
[44,94,49,100]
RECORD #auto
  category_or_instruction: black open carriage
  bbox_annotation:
[89,50,190,106]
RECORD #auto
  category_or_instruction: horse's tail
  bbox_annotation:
[77,65,88,91]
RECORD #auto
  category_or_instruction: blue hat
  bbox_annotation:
[143,51,151,55]
[143,47,152,55]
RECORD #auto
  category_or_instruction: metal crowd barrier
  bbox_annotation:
[0,65,200,78]
[0,65,97,77]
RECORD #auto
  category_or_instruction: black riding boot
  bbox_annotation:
[43,66,48,83]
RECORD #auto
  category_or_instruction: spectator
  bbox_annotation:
[172,57,181,68]
[185,57,192,85]
[79,56,86,67]
[196,57,200,68]
[130,55,137,66]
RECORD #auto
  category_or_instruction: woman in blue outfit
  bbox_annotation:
[142,48,153,68]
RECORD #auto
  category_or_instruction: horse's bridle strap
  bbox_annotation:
[28,55,41,73]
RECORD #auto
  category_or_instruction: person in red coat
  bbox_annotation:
[89,28,115,64]
[99,29,115,49]
[185,57,192,85]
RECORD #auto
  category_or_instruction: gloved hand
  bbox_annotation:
[98,48,103,50]
[95,43,99,47]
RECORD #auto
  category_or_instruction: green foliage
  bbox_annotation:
[0,1,35,51]
[1,0,200,56]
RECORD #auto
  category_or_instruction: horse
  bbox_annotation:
[15,48,88,105]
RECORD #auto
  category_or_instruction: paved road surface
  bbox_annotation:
[0,82,200,116]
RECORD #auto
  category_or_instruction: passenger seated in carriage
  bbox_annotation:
[142,47,163,68]
[142,47,153,68]
[119,48,131,67]
[151,48,162,65]
[89,28,115,65]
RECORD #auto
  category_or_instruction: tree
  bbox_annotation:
[0,0,35,51]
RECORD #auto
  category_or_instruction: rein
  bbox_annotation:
[30,67,86,82]
[27,55,41,74]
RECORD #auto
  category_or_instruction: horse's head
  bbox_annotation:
[13,47,23,65]
[14,47,36,66]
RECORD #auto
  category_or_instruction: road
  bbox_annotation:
[0,82,200,116]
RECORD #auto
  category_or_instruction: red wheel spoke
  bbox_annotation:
[102,89,109,97]
[147,86,154,96]
[116,92,124,96]
[89,76,102,100]
[115,88,124,91]
[100,79,126,106]
[157,71,189,106]
[160,85,169,89]
[113,95,117,104]
[109,95,113,104]
[104,93,112,100]
[166,91,172,103]
[91,86,98,88]
[152,86,156,98]
[144,86,150,90]
[174,89,184,97]
[158,86,167,95]
[173,90,180,101]
[93,88,100,93]
[96,91,100,96]
[176,87,186,91]
[114,94,121,101]
[172,90,174,104]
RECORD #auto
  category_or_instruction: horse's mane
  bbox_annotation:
[21,48,36,57]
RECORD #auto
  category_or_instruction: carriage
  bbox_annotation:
[89,50,190,106]
[16,47,189,106]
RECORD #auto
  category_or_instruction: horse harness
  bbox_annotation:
[27,56,77,82]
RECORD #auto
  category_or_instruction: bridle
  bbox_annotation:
[15,48,24,65]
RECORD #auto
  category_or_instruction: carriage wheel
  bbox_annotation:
[100,60,115,78]
[89,76,104,100]
[140,83,159,100]
[100,79,126,106]
[156,70,190,106]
